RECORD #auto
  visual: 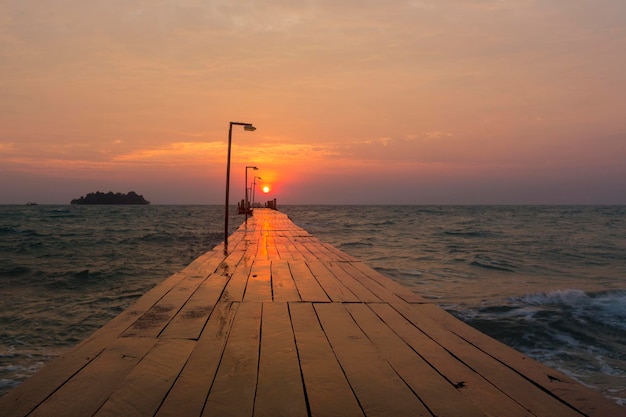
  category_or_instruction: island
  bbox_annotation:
[70,191,150,205]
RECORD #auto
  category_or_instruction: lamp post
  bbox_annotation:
[252,176,262,209]
[225,122,256,249]
[245,166,258,224]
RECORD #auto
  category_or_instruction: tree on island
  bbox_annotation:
[70,191,150,205]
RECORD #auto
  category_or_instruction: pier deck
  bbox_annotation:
[1,209,622,417]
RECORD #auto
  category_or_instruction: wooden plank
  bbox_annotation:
[156,302,239,417]
[270,260,301,301]
[369,303,532,417]
[290,303,365,417]
[418,303,626,417]
[122,269,215,338]
[288,261,330,303]
[220,254,254,302]
[264,235,280,260]
[334,261,410,304]
[159,281,224,340]
[321,242,359,262]
[349,261,426,303]
[273,235,298,260]
[254,302,308,417]
[392,302,584,417]
[27,338,157,417]
[202,302,262,417]
[256,235,269,260]
[307,261,360,302]
[314,303,432,417]
[300,239,337,262]
[323,261,382,302]
[94,339,196,417]
[345,303,487,417]
[281,232,309,260]
[291,239,318,261]
[77,270,199,343]
[243,260,272,302]
[160,253,242,339]
[0,339,105,417]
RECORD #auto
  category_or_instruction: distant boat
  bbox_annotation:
[26,202,38,206]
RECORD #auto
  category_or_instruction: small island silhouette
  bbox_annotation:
[71,191,150,205]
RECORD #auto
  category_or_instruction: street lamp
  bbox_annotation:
[245,166,259,224]
[225,121,256,249]
[252,176,262,209]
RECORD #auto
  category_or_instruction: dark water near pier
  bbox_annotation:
[1,205,624,405]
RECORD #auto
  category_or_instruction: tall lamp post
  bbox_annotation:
[252,176,262,209]
[225,121,256,248]
[245,166,259,224]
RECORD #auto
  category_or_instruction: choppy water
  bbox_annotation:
[1,205,625,405]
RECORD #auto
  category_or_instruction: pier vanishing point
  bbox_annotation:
[1,209,623,417]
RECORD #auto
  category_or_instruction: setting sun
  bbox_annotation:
[262,186,270,194]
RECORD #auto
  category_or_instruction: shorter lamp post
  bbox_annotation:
[224,122,256,249]
[245,166,258,224]
[252,176,262,209]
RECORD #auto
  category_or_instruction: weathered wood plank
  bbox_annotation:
[307,261,360,302]
[26,338,156,417]
[93,339,195,417]
[291,239,319,261]
[254,302,308,417]
[314,303,432,417]
[320,242,359,262]
[348,260,426,303]
[392,302,584,417]
[244,259,272,302]
[160,253,243,339]
[345,303,487,417]
[418,302,626,417]
[273,235,298,260]
[264,235,280,260]
[300,239,340,262]
[287,261,330,302]
[155,302,239,417]
[121,268,216,338]
[323,261,382,302]
[202,302,262,417]
[290,302,365,417]
[0,340,105,417]
[335,261,416,304]
[220,254,254,302]
[270,260,301,301]
[369,303,532,417]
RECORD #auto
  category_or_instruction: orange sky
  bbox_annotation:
[1,1,625,204]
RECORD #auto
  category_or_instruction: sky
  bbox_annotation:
[1,0,625,205]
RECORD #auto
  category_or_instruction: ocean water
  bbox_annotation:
[1,205,625,406]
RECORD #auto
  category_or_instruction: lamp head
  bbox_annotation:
[244,124,256,131]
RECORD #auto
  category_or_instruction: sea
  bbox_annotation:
[0,205,624,406]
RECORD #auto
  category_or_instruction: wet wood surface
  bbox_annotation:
[1,209,623,417]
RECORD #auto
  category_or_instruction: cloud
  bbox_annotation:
[0,142,15,153]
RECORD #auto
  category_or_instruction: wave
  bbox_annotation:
[469,256,517,272]
[443,230,495,238]
[0,227,42,237]
[512,288,626,331]
[0,265,32,277]
[339,241,375,248]
[450,288,626,405]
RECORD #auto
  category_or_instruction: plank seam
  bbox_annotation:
[287,303,313,417]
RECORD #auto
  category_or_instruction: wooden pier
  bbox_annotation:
[1,209,623,417]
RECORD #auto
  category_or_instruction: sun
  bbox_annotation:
[262,186,270,194]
